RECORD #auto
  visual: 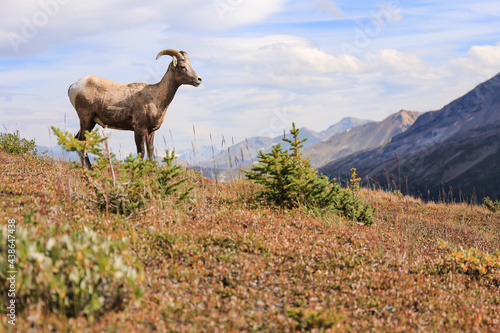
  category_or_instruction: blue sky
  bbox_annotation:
[1,0,500,157]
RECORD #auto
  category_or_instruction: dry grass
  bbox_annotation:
[1,151,499,332]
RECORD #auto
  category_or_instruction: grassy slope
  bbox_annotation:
[1,151,499,332]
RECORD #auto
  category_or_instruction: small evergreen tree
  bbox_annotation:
[51,127,193,215]
[158,149,194,202]
[0,130,37,155]
[484,197,500,213]
[51,126,104,161]
[245,123,373,226]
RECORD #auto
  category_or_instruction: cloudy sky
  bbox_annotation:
[1,0,500,157]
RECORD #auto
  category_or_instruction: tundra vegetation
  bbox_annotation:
[0,130,499,332]
[244,123,373,226]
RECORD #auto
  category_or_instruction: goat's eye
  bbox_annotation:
[180,66,187,72]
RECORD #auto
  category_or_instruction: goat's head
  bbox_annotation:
[156,49,202,87]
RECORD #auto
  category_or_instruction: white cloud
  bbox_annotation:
[367,49,427,73]
[187,34,427,91]
[450,43,500,76]
[258,40,363,74]
[0,0,287,58]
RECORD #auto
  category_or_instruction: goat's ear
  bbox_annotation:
[172,57,178,67]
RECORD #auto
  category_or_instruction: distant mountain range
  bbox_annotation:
[319,73,500,200]
[193,117,372,170]
[177,145,222,166]
[36,145,79,161]
[303,110,421,168]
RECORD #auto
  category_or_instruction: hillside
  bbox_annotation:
[319,73,500,200]
[1,150,499,332]
[194,117,372,170]
[304,110,421,168]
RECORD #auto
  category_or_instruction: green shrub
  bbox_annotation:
[484,197,500,213]
[93,152,193,215]
[448,247,500,283]
[244,123,373,226]
[51,126,104,158]
[0,130,37,155]
[438,240,500,284]
[0,224,143,318]
[51,127,193,216]
[96,153,158,215]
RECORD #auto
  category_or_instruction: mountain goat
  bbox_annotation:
[68,49,202,168]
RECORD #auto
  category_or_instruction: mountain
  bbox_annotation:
[198,117,372,170]
[36,145,79,161]
[303,110,421,168]
[320,117,373,138]
[177,145,222,165]
[319,73,500,200]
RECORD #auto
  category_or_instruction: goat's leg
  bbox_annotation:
[134,129,146,159]
[145,130,155,160]
[75,131,86,167]
[76,119,96,169]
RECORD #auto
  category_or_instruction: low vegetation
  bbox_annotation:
[439,242,500,284]
[0,131,37,155]
[0,130,499,331]
[0,224,142,319]
[244,123,373,225]
[484,197,500,213]
[51,127,193,216]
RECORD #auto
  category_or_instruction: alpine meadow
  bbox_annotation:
[0,127,499,331]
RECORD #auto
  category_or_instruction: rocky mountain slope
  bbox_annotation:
[304,110,421,168]
[319,73,500,200]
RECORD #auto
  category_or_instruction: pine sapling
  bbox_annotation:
[244,123,374,225]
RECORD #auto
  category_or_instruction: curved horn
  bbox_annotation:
[156,49,184,67]
[156,49,184,60]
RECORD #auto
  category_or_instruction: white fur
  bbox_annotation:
[68,75,90,108]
